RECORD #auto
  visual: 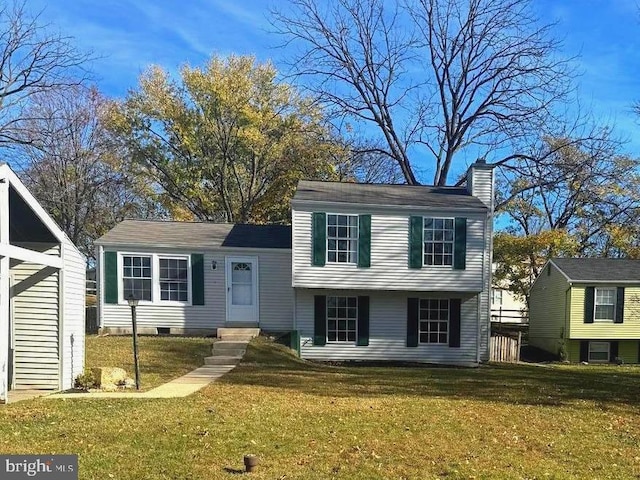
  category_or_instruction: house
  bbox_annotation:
[490,287,528,324]
[0,164,86,403]
[96,160,494,365]
[292,161,494,365]
[95,223,293,334]
[529,258,640,363]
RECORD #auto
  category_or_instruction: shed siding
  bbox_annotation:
[100,247,292,332]
[11,245,60,390]
[569,285,640,340]
[296,289,479,365]
[528,264,569,356]
[61,240,86,390]
[292,208,487,291]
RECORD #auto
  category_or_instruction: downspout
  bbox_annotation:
[58,243,65,391]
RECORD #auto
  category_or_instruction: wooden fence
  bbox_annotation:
[490,333,521,363]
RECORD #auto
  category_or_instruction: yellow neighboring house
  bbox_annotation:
[529,258,640,363]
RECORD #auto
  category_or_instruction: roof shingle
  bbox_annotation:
[551,258,640,282]
[293,180,487,209]
[95,220,291,249]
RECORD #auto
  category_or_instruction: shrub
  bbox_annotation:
[74,370,98,390]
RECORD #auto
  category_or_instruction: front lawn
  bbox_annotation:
[85,335,212,389]
[0,337,639,479]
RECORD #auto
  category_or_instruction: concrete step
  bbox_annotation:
[212,341,248,356]
[217,327,260,340]
[204,355,243,366]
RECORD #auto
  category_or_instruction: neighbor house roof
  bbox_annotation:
[95,220,291,249]
[551,258,640,283]
[292,180,487,209]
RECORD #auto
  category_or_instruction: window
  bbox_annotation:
[327,296,357,342]
[120,253,191,303]
[588,341,610,362]
[122,255,152,301]
[423,218,454,266]
[327,214,358,263]
[491,289,503,306]
[594,288,616,322]
[159,257,189,301]
[419,299,449,344]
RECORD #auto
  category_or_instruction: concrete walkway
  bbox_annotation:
[47,364,236,400]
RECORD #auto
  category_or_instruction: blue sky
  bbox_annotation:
[28,0,640,159]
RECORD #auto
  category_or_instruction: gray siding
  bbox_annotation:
[11,244,60,390]
[100,247,293,332]
[61,240,86,390]
[296,289,479,365]
[292,208,487,292]
[529,263,569,355]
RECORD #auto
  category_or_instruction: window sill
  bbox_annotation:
[117,301,192,307]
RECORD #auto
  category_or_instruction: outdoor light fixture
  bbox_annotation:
[211,260,217,270]
[127,295,139,307]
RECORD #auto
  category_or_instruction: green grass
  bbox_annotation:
[85,335,212,390]
[1,336,639,479]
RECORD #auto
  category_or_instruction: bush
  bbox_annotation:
[74,370,98,390]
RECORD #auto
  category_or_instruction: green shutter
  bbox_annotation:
[191,254,205,305]
[104,251,118,304]
[615,287,625,323]
[357,296,370,346]
[610,341,619,362]
[408,217,423,269]
[449,299,461,348]
[312,212,326,267]
[358,215,371,268]
[580,341,589,362]
[314,295,327,346]
[407,298,419,347]
[584,287,595,323]
[453,218,467,270]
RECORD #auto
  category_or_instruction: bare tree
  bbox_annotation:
[10,86,156,259]
[0,1,90,146]
[273,0,575,185]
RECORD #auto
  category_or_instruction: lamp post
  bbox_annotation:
[127,294,141,390]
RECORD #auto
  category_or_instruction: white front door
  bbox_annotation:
[225,256,258,323]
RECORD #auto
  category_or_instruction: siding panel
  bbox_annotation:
[101,247,293,332]
[296,289,479,365]
[61,240,86,390]
[11,245,60,390]
[292,208,487,292]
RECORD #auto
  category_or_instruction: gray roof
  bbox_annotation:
[293,180,487,209]
[96,220,291,249]
[551,258,640,282]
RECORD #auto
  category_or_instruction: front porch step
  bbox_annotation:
[217,327,260,341]
[204,355,243,366]
[212,341,248,356]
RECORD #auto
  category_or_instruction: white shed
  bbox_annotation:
[0,164,86,403]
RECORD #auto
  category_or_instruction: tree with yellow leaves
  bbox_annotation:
[107,55,342,223]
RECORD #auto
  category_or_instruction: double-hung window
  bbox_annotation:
[122,255,152,301]
[588,341,610,362]
[594,288,616,322]
[423,218,454,266]
[327,214,358,263]
[418,299,449,344]
[159,257,189,301]
[327,296,357,342]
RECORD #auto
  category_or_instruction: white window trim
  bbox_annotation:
[418,298,450,345]
[593,287,616,323]
[422,216,455,268]
[588,341,610,363]
[326,295,358,344]
[118,252,192,306]
[326,213,359,265]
